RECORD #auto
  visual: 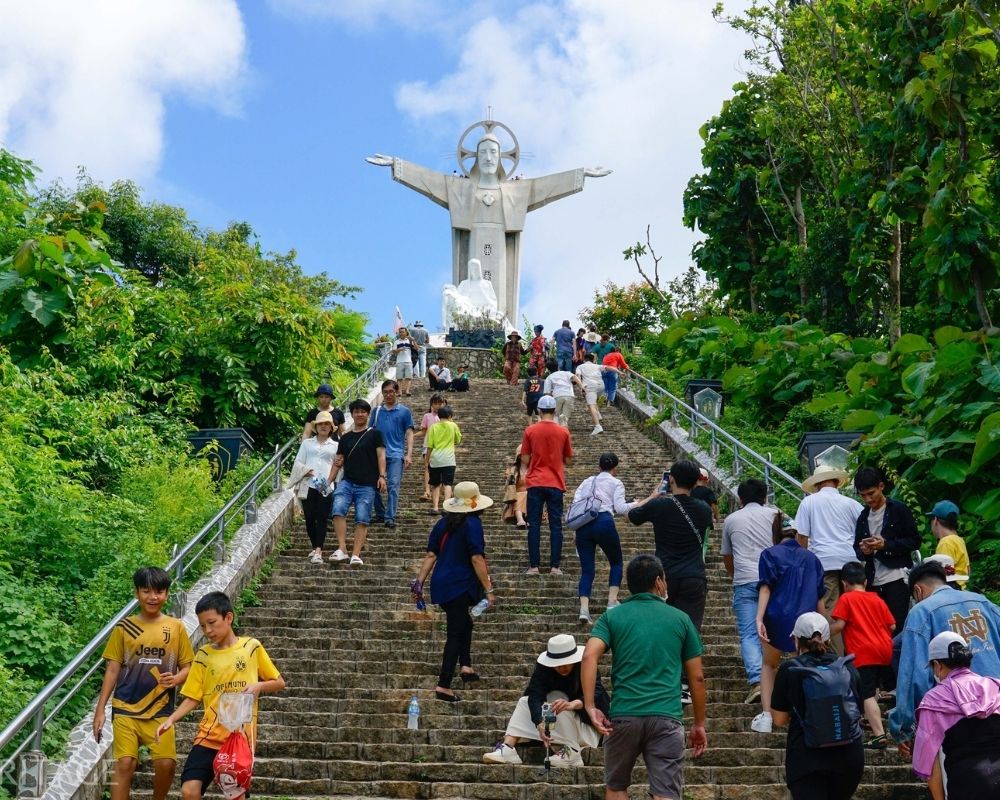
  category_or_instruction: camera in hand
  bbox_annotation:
[540,702,557,724]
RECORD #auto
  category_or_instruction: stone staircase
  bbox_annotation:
[133,378,925,799]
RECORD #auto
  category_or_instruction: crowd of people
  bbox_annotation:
[93,331,1000,800]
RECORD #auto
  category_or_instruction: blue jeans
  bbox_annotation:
[373,456,404,522]
[331,480,376,525]
[556,353,574,372]
[416,347,427,378]
[527,487,564,569]
[575,512,623,597]
[603,371,618,403]
[733,582,762,684]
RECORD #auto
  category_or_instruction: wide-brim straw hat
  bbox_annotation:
[536,633,585,667]
[314,411,335,426]
[801,465,850,493]
[442,481,494,513]
[508,330,521,339]
[584,331,600,343]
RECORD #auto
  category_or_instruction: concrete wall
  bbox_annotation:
[424,346,501,378]
[41,489,297,800]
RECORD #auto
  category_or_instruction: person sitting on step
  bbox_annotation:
[483,633,610,767]
[429,356,452,391]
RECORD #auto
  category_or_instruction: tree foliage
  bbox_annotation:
[686,0,999,336]
[0,148,373,736]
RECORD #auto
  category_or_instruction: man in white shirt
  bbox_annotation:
[428,357,453,391]
[721,478,777,704]
[574,353,620,436]
[542,358,583,428]
[794,464,864,652]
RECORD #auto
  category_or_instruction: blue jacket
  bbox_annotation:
[889,585,1000,742]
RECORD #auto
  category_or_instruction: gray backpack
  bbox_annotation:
[787,655,862,748]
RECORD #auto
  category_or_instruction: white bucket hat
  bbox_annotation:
[441,481,494,513]
[536,634,585,667]
[801,465,850,493]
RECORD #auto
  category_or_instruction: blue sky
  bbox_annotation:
[0,0,751,337]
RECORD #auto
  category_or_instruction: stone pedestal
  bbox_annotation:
[425,347,500,378]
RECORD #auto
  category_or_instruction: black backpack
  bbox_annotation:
[788,654,862,748]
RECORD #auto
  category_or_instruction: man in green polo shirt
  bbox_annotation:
[581,554,707,800]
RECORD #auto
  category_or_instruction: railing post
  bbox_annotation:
[215,518,226,563]
[733,444,742,476]
[273,444,282,492]
[245,481,258,526]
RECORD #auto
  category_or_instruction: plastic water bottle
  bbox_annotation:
[470,598,490,618]
[407,696,420,730]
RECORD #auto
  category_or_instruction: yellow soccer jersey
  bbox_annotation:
[102,614,194,719]
[181,636,281,749]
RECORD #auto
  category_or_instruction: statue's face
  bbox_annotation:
[477,140,500,176]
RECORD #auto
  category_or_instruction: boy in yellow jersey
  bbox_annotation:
[156,591,284,799]
[94,567,195,800]
[928,500,970,589]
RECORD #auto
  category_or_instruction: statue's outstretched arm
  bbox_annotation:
[368,156,449,209]
[584,166,612,178]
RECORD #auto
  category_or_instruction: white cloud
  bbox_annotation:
[0,0,246,184]
[392,0,750,326]
[266,0,444,31]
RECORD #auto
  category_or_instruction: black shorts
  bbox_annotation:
[857,665,893,700]
[179,744,219,791]
[428,465,456,487]
[525,397,541,416]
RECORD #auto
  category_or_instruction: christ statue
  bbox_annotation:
[366,120,610,324]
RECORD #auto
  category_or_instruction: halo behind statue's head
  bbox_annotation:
[457,120,519,180]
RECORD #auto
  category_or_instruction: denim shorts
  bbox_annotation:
[331,479,376,525]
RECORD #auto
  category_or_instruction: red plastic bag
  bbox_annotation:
[213,729,253,799]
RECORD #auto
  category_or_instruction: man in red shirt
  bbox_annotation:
[830,561,896,747]
[601,345,628,403]
[520,395,573,575]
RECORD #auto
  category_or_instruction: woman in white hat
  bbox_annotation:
[289,410,339,564]
[483,633,610,768]
[913,632,1000,799]
[769,612,865,800]
[412,482,496,701]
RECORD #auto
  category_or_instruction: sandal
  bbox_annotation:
[460,671,481,683]
[865,734,889,749]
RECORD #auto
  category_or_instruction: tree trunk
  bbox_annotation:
[795,183,808,308]
[971,263,995,331]
[888,221,903,344]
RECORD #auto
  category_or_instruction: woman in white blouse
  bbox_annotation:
[292,410,340,563]
[571,452,648,623]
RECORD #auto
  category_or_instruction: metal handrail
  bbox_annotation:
[0,346,395,787]
[621,368,804,506]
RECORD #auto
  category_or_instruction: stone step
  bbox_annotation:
[119,380,921,799]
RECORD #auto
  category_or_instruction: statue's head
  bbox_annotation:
[467,258,483,280]
[471,133,506,181]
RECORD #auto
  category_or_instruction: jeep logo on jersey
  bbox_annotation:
[163,627,171,644]
[137,644,167,658]
[950,609,989,643]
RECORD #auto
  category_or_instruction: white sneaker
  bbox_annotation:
[350,555,364,566]
[482,742,522,765]
[329,549,348,562]
[579,611,593,625]
[548,746,584,768]
[309,552,323,564]
[751,711,773,733]
[590,425,603,435]
[606,600,620,610]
